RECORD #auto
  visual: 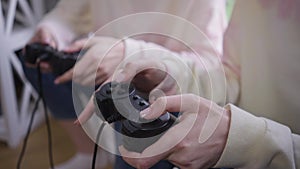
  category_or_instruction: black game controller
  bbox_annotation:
[23,42,82,75]
[94,82,177,153]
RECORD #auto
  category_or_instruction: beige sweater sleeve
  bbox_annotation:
[38,0,92,49]
[214,104,300,169]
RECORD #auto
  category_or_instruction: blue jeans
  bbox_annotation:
[22,60,77,119]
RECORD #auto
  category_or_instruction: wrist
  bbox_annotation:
[213,108,231,166]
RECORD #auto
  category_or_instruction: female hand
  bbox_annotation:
[75,57,178,124]
[25,26,57,73]
[115,59,177,96]
[119,94,230,169]
[54,36,124,86]
[28,26,57,48]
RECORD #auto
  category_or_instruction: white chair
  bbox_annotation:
[0,0,48,148]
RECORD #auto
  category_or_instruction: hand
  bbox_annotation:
[28,26,57,48]
[75,60,177,125]
[119,94,230,169]
[75,53,180,124]
[115,59,177,96]
[25,26,57,73]
[54,36,124,85]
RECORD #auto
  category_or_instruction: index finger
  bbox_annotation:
[114,60,166,83]
[30,27,57,48]
[140,94,201,120]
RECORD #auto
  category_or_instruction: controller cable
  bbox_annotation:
[91,121,107,169]
[16,62,54,169]
[91,106,123,169]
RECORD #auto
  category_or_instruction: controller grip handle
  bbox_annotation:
[122,113,178,153]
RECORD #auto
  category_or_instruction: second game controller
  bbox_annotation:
[94,82,177,153]
[24,43,82,75]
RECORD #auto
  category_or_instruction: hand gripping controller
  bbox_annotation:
[24,43,81,75]
[94,82,177,153]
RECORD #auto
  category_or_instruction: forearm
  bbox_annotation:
[38,0,92,49]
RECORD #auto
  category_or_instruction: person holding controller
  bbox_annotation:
[118,1,300,168]
[23,0,227,169]
[79,0,300,169]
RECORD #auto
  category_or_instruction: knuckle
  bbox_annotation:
[175,140,190,150]
[155,97,166,108]
[137,160,150,169]
[189,162,200,169]
[125,62,136,69]
[91,53,98,60]
[102,67,110,74]
[182,94,200,111]
[102,74,109,80]
[97,66,104,72]
[186,94,199,103]
[98,67,110,76]
[155,97,164,103]
[172,156,191,167]
[74,41,82,47]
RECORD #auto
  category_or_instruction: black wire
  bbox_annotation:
[91,122,107,169]
[16,63,54,169]
[37,65,54,169]
[16,95,41,169]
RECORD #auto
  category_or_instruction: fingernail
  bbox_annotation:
[140,108,151,118]
[149,96,156,103]
[115,72,125,82]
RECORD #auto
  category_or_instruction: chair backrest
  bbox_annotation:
[0,0,56,148]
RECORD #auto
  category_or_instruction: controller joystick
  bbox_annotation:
[94,82,177,152]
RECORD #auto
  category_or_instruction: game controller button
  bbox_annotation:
[138,101,148,107]
[106,88,112,94]
[133,95,140,100]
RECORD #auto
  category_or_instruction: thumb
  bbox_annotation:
[54,68,74,84]
[63,38,88,53]
[37,27,57,48]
